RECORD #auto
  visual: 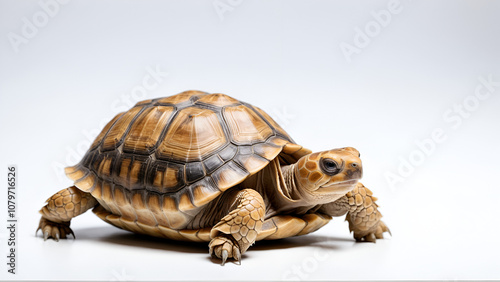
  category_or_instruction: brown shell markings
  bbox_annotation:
[65,90,303,231]
[156,106,227,162]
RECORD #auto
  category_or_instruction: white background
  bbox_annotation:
[1,0,500,281]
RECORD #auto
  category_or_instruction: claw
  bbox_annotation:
[69,229,76,239]
[234,247,241,265]
[55,233,60,242]
[43,231,49,241]
[386,227,392,236]
[36,227,40,237]
[365,233,376,243]
[221,249,228,266]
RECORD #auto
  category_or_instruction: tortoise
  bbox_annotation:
[37,90,390,265]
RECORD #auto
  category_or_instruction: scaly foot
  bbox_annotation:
[208,234,241,265]
[354,220,391,243]
[36,218,74,241]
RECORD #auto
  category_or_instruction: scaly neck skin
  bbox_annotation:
[275,164,317,214]
[280,164,303,202]
[241,159,318,217]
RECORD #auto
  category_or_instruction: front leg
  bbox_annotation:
[319,182,390,242]
[345,182,390,242]
[37,186,98,241]
[209,188,265,265]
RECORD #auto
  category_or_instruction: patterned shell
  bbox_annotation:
[64,90,310,230]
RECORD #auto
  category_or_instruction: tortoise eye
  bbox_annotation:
[320,158,340,175]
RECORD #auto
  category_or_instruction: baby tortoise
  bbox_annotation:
[37,90,390,265]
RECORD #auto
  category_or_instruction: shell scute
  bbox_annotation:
[233,154,269,174]
[218,144,238,161]
[90,113,123,150]
[191,178,220,207]
[202,154,224,174]
[131,191,157,227]
[195,93,240,107]
[252,105,290,139]
[178,192,196,212]
[123,105,174,155]
[102,106,143,151]
[210,161,249,191]
[238,145,253,155]
[156,106,227,162]
[146,161,185,194]
[223,105,274,145]
[185,161,205,183]
[156,90,208,105]
[146,194,170,227]
[253,142,282,161]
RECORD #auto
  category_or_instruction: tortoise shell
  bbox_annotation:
[64,90,311,232]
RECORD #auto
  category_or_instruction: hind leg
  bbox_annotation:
[209,189,265,265]
[37,186,98,241]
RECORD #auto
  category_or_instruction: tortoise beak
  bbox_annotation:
[319,179,359,194]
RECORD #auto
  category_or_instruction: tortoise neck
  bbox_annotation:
[280,163,310,207]
[243,159,315,217]
[280,164,297,199]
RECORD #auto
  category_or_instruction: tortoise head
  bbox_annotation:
[294,147,362,204]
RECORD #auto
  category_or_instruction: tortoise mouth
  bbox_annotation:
[318,179,358,194]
